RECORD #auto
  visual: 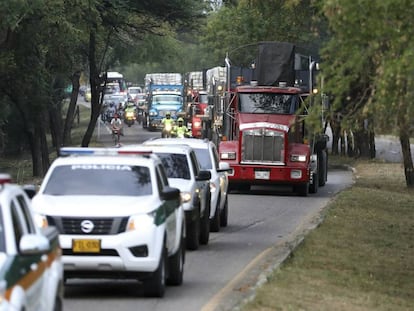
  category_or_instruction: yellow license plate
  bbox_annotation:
[72,239,101,253]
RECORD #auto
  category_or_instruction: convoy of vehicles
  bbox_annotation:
[31,148,186,297]
[4,41,328,307]
[0,174,63,311]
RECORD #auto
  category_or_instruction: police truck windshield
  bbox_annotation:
[43,165,152,196]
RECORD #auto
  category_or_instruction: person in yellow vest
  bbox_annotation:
[161,113,175,137]
[172,117,191,138]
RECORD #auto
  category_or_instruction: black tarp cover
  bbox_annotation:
[256,42,295,86]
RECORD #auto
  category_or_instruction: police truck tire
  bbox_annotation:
[144,243,167,297]
[210,196,221,232]
[186,209,200,250]
[220,197,228,227]
[167,230,185,286]
[199,196,210,245]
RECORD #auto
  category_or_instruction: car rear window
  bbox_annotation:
[154,153,191,180]
[43,165,152,196]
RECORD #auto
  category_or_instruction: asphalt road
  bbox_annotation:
[61,111,354,311]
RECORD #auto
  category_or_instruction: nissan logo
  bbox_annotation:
[80,220,94,233]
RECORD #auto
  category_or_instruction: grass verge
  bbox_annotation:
[242,157,414,311]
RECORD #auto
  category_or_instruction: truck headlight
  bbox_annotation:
[290,154,307,162]
[220,152,236,160]
[149,111,157,116]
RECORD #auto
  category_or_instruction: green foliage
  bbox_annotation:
[200,0,320,65]
[320,0,414,136]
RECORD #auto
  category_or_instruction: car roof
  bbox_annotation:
[123,143,194,155]
[143,138,213,150]
[51,148,162,167]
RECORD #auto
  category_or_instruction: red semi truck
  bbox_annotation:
[216,42,328,196]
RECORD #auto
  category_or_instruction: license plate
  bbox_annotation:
[255,170,270,180]
[72,239,101,253]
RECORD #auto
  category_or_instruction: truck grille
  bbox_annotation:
[46,216,129,235]
[241,129,285,164]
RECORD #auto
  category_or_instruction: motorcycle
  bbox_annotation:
[161,122,173,138]
[124,110,136,127]
[112,128,121,146]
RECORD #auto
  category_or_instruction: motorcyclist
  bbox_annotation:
[124,102,137,125]
[161,113,175,138]
[110,113,123,142]
[104,101,116,123]
[172,117,191,138]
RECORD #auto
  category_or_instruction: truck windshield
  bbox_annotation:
[239,93,299,114]
[153,95,183,105]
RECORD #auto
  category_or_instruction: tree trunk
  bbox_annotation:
[399,131,414,187]
[81,29,102,147]
[63,71,81,146]
[330,113,342,155]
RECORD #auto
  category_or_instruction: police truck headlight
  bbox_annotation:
[33,213,49,228]
[180,191,192,203]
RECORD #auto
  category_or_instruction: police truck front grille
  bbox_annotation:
[242,129,285,164]
[46,216,129,235]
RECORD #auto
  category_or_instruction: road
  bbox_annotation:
[61,112,354,311]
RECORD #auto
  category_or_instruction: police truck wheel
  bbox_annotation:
[167,230,185,286]
[199,196,210,245]
[143,243,167,297]
[220,196,229,227]
[186,208,200,250]
[210,196,221,232]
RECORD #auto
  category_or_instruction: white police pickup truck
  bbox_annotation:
[0,174,63,311]
[31,148,185,297]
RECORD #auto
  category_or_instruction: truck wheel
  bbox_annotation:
[167,230,185,286]
[186,208,200,250]
[143,243,167,297]
[210,196,221,232]
[199,195,210,245]
[220,196,228,227]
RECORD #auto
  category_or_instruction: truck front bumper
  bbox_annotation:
[228,164,310,185]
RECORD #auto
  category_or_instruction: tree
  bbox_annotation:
[80,0,207,147]
[201,0,320,65]
[319,0,414,187]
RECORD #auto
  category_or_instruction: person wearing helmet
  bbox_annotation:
[172,117,191,138]
[161,112,175,138]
